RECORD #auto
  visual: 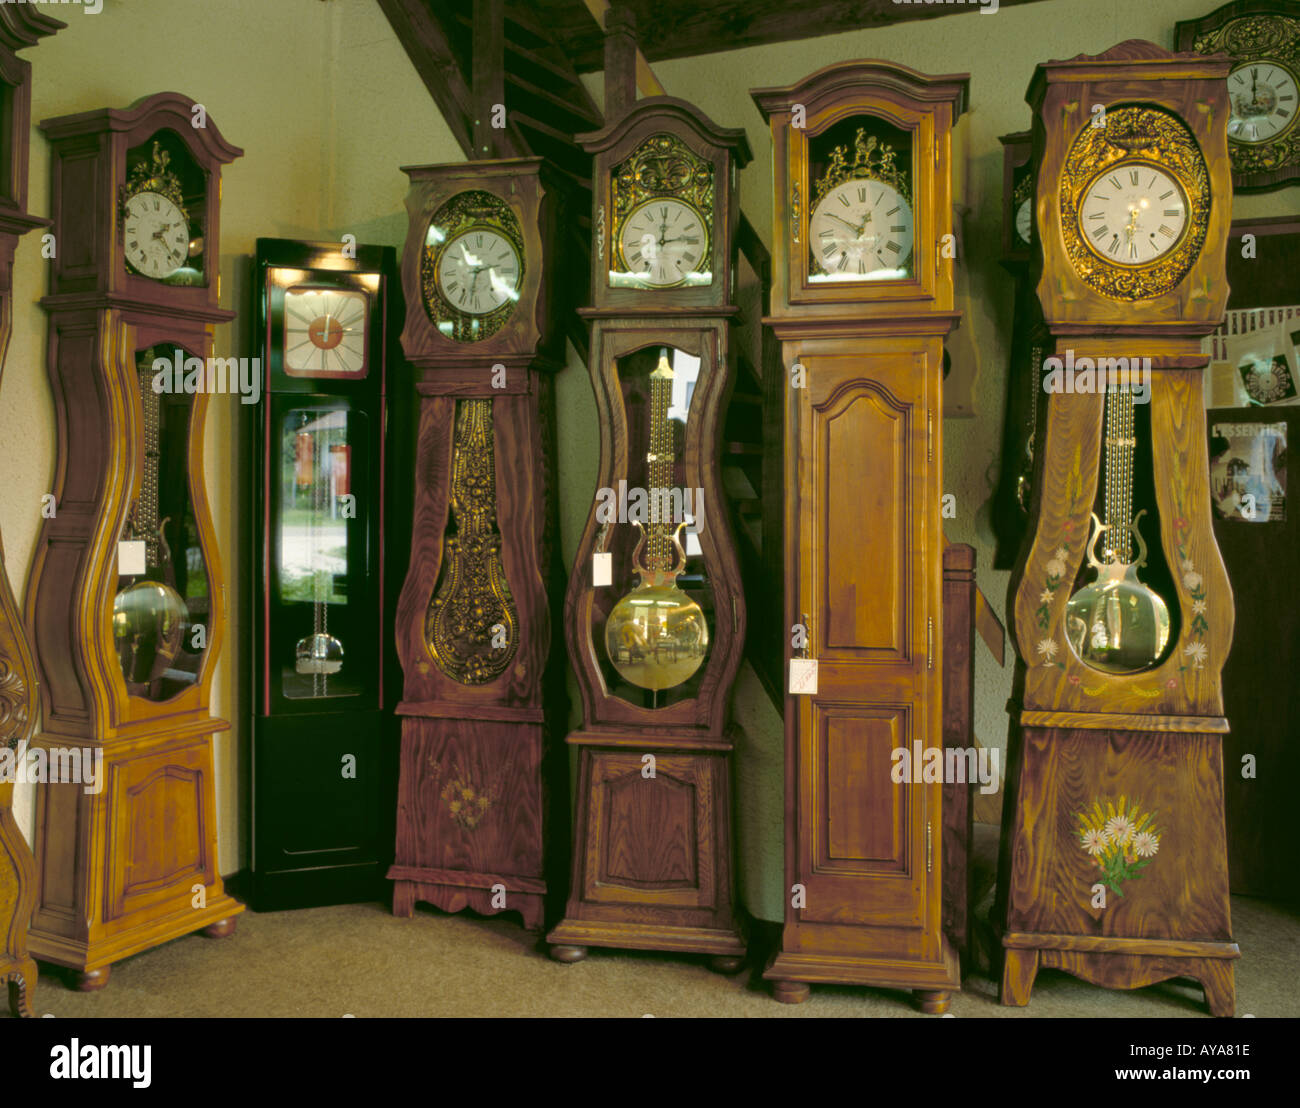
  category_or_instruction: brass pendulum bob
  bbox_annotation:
[113,514,189,691]
[603,348,709,692]
[1064,386,1171,673]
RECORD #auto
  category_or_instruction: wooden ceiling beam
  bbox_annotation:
[377,0,475,157]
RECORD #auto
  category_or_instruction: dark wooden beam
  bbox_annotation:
[377,0,475,157]
[602,4,638,121]
[473,0,506,158]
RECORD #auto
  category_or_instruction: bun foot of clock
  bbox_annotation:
[548,944,588,964]
[709,954,746,975]
[72,966,111,992]
[772,979,811,1004]
[914,989,951,1014]
[999,947,1038,1007]
[202,917,239,939]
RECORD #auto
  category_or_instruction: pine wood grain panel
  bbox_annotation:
[1002,726,1232,942]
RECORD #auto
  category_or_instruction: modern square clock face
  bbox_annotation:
[282,286,369,378]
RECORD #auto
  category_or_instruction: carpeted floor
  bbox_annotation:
[25,891,1299,1018]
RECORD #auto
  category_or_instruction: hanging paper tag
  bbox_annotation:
[592,551,612,587]
[789,658,818,695]
[118,540,146,576]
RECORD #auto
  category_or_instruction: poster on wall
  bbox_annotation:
[1209,422,1288,523]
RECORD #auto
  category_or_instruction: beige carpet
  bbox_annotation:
[25,892,1299,1018]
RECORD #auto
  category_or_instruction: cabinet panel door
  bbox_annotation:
[793,346,940,929]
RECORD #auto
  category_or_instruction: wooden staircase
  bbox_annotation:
[378,0,787,708]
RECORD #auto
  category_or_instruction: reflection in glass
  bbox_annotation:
[279,408,357,698]
[600,347,710,700]
[113,346,210,700]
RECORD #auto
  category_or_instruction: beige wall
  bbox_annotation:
[0,0,1293,926]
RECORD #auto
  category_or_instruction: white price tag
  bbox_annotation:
[592,551,612,587]
[789,658,818,696]
[118,540,146,576]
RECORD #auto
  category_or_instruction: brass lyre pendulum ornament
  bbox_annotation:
[604,348,709,692]
[1065,383,1171,673]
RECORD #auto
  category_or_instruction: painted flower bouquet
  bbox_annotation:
[1076,796,1161,897]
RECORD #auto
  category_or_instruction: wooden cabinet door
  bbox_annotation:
[792,341,942,932]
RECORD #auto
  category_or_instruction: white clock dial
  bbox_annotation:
[436,228,521,315]
[1227,61,1298,144]
[809,179,913,279]
[618,198,708,288]
[123,190,190,280]
[283,288,369,377]
[1015,197,1033,245]
[1079,165,1188,267]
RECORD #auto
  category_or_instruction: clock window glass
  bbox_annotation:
[113,345,211,702]
[595,346,711,710]
[421,190,525,344]
[122,131,208,287]
[283,286,370,378]
[275,405,369,700]
[807,115,915,282]
[1078,163,1189,267]
[1227,61,1299,145]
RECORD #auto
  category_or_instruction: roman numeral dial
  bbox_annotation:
[122,190,190,281]
[808,178,913,280]
[617,197,710,289]
[1078,163,1189,268]
[434,227,522,316]
[1226,61,1299,145]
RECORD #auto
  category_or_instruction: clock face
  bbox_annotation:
[283,287,369,378]
[1227,61,1298,145]
[435,228,521,316]
[1078,163,1189,268]
[123,190,190,280]
[1015,197,1033,245]
[617,198,708,288]
[809,179,914,280]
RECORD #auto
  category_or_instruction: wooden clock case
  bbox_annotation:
[24,92,243,989]
[995,41,1239,1017]
[0,2,61,1018]
[752,60,970,1010]
[389,158,570,932]
[545,98,752,969]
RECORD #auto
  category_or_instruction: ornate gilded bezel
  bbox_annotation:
[609,132,714,286]
[1193,12,1300,180]
[421,190,526,344]
[1060,105,1211,302]
[425,399,519,685]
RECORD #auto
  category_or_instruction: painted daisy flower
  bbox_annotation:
[1053,547,1069,563]
[1105,813,1134,844]
[1039,589,1054,604]
[1184,641,1208,667]
[1045,558,1066,580]
[1080,828,1107,856]
[1192,599,1207,615]
[1133,831,1159,858]
[1183,570,1203,592]
[1036,638,1058,661]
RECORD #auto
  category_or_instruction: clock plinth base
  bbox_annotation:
[388,869,546,932]
[764,938,961,1007]
[999,939,1237,1017]
[29,891,243,985]
[545,918,747,961]
[996,724,1238,1017]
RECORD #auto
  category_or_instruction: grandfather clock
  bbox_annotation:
[0,2,61,1018]
[388,158,568,931]
[26,92,243,990]
[995,41,1238,1017]
[752,60,969,1010]
[545,97,751,970]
